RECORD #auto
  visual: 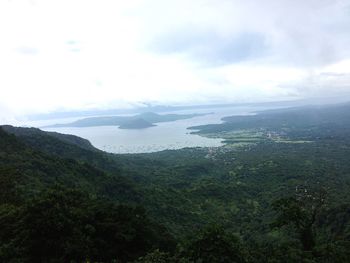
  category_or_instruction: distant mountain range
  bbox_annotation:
[28,100,308,121]
[45,112,209,129]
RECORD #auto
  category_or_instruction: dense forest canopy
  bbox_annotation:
[1,103,350,262]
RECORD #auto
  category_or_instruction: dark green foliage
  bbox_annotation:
[179,224,247,263]
[0,186,175,263]
[2,125,97,151]
[11,187,91,262]
[0,166,23,204]
[88,202,176,262]
[1,103,350,262]
[1,125,123,175]
[272,186,327,252]
[134,249,177,263]
[0,126,140,203]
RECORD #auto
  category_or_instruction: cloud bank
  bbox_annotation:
[0,0,350,119]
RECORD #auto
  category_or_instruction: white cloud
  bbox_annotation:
[0,0,350,120]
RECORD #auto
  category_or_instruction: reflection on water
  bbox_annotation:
[40,105,280,154]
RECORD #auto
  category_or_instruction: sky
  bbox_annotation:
[1,0,350,122]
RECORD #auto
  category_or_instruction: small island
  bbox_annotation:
[118,118,156,129]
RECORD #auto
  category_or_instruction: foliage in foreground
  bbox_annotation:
[2,103,350,262]
[0,186,175,263]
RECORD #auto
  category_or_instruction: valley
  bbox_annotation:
[1,103,350,262]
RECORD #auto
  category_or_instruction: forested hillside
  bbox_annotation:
[1,103,350,262]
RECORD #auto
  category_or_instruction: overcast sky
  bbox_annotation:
[1,0,350,122]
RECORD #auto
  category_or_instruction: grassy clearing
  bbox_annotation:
[198,128,313,146]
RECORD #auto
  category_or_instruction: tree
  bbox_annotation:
[13,186,92,263]
[179,224,247,263]
[0,185,176,263]
[272,185,327,252]
[134,249,176,263]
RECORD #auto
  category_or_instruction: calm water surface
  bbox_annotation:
[33,105,279,153]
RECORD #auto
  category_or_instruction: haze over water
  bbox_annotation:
[36,105,281,154]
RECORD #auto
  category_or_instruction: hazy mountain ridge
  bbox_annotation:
[26,100,314,121]
[44,112,209,128]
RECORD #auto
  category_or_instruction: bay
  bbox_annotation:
[36,105,281,153]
